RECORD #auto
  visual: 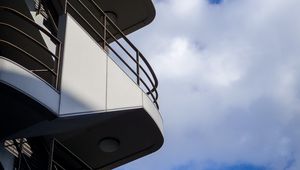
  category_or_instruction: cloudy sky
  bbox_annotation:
[117,0,300,169]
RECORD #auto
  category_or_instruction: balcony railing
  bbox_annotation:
[67,0,159,109]
[0,6,61,89]
[4,138,93,170]
[0,1,159,109]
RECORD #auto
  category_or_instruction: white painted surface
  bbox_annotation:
[59,15,107,115]
[0,57,59,113]
[58,15,163,134]
[107,58,143,110]
[143,93,164,134]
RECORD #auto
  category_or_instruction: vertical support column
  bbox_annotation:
[136,51,140,85]
[103,15,107,49]
[13,139,22,170]
[55,13,67,90]
[48,139,55,170]
[55,42,62,89]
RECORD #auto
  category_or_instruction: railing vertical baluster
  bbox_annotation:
[136,51,140,85]
[103,15,107,49]
[48,139,55,170]
[55,43,61,89]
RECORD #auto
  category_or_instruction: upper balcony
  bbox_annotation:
[0,0,163,169]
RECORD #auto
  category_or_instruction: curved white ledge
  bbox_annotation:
[0,56,59,114]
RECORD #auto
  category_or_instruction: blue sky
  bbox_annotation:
[208,0,223,4]
[174,162,266,170]
[117,0,300,169]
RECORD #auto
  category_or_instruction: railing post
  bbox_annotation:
[136,51,140,85]
[14,139,22,170]
[103,15,107,49]
[48,139,55,170]
[55,43,61,89]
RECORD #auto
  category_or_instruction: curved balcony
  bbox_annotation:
[0,5,61,88]
[0,0,159,108]
[67,0,159,108]
[0,0,163,169]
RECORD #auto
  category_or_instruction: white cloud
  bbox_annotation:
[119,0,300,170]
[153,37,200,78]
[152,37,245,87]
[169,0,205,17]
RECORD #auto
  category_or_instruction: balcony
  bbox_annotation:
[0,0,163,169]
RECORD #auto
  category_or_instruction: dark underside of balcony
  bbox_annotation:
[8,107,163,169]
[0,81,55,140]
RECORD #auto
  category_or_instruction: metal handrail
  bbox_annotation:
[0,6,61,89]
[0,6,60,44]
[0,22,59,60]
[68,0,159,108]
[0,40,57,76]
[87,0,159,91]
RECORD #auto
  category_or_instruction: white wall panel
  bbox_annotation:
[107,58,143,110]
[59,15,107,115]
